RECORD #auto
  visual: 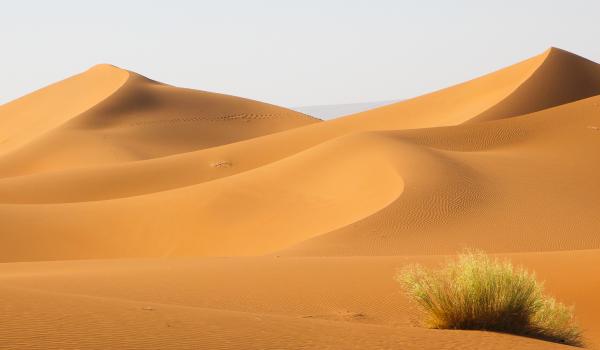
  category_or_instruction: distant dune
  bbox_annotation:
[292,100,398,119]
[1,47,599,349]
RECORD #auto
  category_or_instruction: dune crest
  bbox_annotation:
[0,64,129,155]
[0,65,318,177]
[0,48,599,260]
[470,47,600,122]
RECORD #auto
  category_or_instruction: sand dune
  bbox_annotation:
[1,48,599,258]
[292,99,399,119]
[470,47,600,122]
[1,47,599,349]
[0,64,317,177]
[0,65,129,155]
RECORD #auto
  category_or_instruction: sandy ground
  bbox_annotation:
[0,47,599,349]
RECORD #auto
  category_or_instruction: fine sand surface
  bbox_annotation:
[1,47,599,349]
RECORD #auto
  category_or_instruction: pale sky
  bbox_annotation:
[2,0,600,107]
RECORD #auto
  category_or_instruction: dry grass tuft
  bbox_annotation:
[397,251,583,346]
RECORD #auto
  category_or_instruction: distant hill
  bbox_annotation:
[292,100,398,119]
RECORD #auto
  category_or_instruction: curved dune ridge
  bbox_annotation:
[1,47,600,349]
[0,64,129,154]
[0,47,599,258]
[0,64,319,177]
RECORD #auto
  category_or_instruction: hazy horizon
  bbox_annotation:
[2,1,600,107]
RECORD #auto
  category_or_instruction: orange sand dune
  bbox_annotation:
[1,48,596,202]
[0,93,598,260]
[0,49,599,260]
[0,65,129,154]
[1,47,599,349]
[0,65,317,176]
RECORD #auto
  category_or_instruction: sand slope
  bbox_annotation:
[0,65,318,176]
[1,47,599,349]
[0,64,129,154]
[0,48,599,259]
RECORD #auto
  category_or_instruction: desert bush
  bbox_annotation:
[397,251,582,346]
